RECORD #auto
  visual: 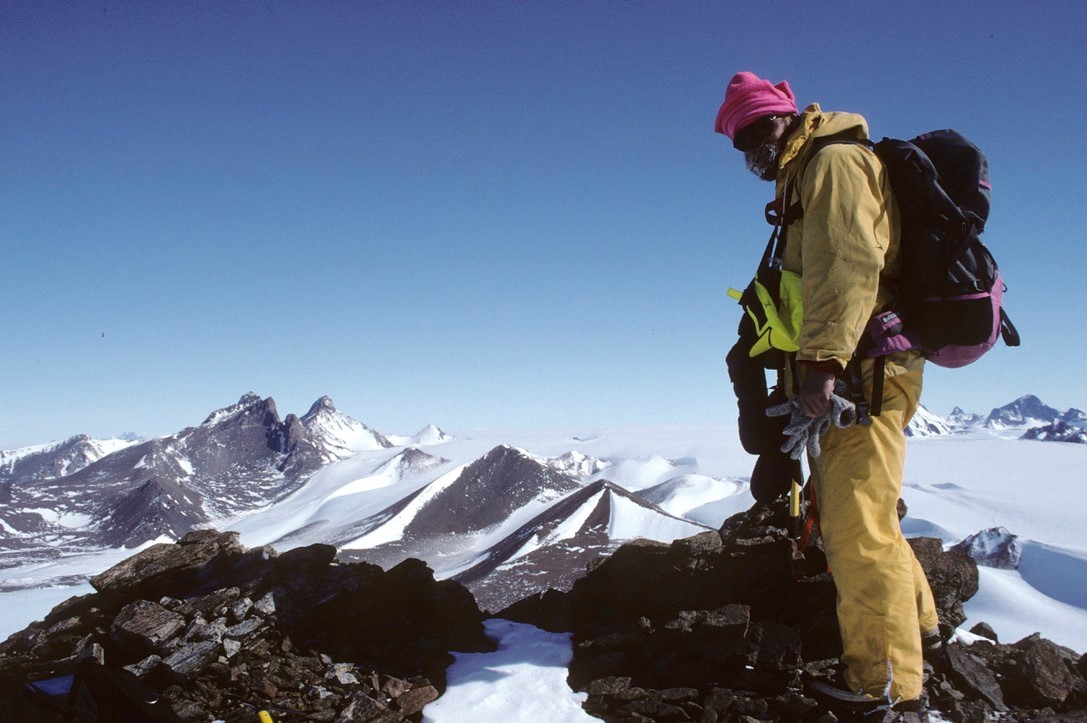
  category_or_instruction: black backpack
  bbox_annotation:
[843,129,1021,367]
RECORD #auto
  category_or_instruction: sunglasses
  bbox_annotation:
[732,115,783,153]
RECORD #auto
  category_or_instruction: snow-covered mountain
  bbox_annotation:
[300,395,394,459]
[950,527,1023,569]
[905,404,958,437]
[908,395,1086,441]
[984,394,1069,430]
[948,406,982,427]
[387,424,455,447]
[0,434,140,484]
[331,445,705,606]
[1021,420,1087,444]
[0,393,409,553]
[454,479,709,610]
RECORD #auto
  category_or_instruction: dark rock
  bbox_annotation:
[495,587,572,633]
[731,696,769,717]
[908,537,978,629]
[772,691,818,716]
[969,621,999,642]
[1020,638,1077,707]
[277,543,338,575]
[225,618,264,638]
[162,639,221,679]
[394,684,439,715]
[587,676,633,695]
[380,675,410,698]
[945,644,1006,710]
[671,531,723,555]
[748,622,802,672]
[334,692,394,722]
[623,695,690,720]
[111,600,187,655]
[253,591,277,617]
[89,530,247,600]
[658,687,699,702]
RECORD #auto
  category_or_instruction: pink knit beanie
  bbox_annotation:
[714,71,798,139]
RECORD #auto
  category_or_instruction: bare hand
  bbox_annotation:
[798,370,836,419]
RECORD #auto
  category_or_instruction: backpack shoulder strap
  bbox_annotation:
[787,133,876,222]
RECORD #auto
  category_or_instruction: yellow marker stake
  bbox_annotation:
[789,480,803,539]
[258,712,274,723]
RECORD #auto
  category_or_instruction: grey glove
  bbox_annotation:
[766,394,857,460]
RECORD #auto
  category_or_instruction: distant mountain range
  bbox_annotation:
[1,392,1081,609]
[0,394,447,554]
[907,394,1086,443]
[0,394,710,610]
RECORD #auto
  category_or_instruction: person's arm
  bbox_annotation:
[795,143,891,417]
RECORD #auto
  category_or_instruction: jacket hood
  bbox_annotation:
[777,103,869,186]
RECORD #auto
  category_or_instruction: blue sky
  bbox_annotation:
[2,2,1084,447]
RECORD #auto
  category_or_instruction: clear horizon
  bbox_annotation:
[3,2,1084,448]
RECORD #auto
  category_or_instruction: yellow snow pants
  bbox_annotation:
[810,364,939,702]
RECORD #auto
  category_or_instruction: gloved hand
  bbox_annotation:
[766,393,856,460]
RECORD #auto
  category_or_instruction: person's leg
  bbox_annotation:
[811,367,927,701]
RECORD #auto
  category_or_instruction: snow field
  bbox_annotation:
[421,619,592,723]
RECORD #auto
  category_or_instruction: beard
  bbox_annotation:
[744,142,781,182]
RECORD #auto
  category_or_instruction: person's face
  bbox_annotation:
[733,114,791,182]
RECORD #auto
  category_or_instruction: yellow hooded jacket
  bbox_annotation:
[776,104,923,381]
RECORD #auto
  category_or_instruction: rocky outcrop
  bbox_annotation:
[951,526,1024,570]
[1021,420,1087,444]
[500,499,1087,722]
[0,529,493,721]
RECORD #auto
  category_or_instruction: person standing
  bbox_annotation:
[715,71,941,717]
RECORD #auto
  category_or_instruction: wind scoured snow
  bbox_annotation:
[387,424,453,447]
[305,409,388,456]
[422,619,592,723]
[588,454,678,491]
[964,566,1087,652]
[0,583,96,641]
[323,454,405,500]
[607,492,707,542]
[341,465,467,549]
[498,490,607,568]
[638,474,746,523]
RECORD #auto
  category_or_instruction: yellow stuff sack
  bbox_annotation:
[728,270,803,358]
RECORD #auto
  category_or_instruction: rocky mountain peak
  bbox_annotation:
[201,393,279,428]
[302,395,338,419]
[298,399,391,457]
[951,526,1023,569]
[986,395,1061,428]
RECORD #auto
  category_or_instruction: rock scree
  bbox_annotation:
[0,529,493,722]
